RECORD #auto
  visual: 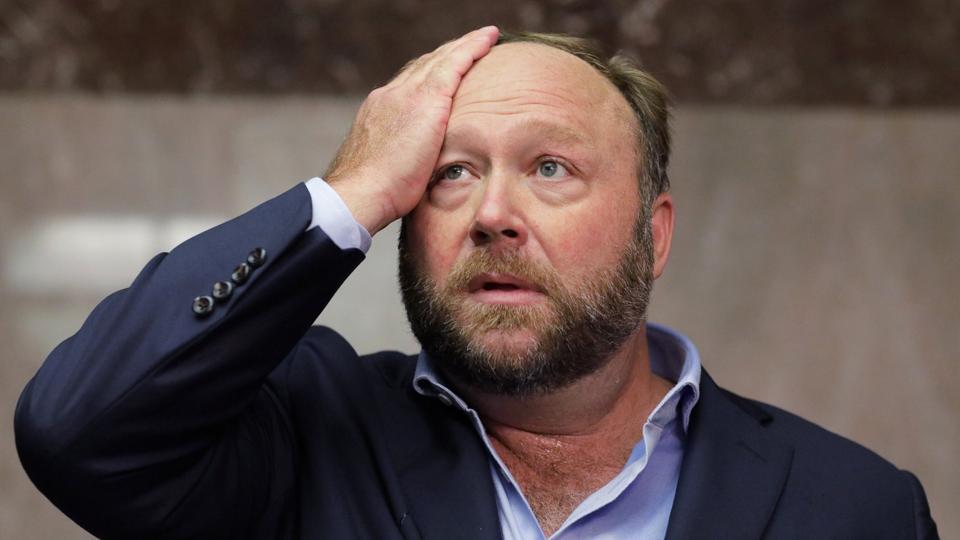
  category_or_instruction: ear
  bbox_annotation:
[650,192,674,280]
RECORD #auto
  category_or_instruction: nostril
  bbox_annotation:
[502,229,519,238]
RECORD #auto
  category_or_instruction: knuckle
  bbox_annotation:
[448,48,473,65]
[436,38,459,53]
[364,87,389,106]
[419,75,452,96]
[397,56,425,76]
[415,52,434,66]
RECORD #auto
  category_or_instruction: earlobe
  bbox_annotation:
[650,193,674,279]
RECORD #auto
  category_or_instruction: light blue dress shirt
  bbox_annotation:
[304,177,704,539]
[413,324,702,540]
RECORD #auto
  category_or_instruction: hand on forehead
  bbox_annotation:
[452,42,629,119]
[439,41,636,179]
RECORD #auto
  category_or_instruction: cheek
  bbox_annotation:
[406,206,469,282]
[538,187,640,282]
[549,220,617,279]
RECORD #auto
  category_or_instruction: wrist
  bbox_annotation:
[326,179,393,236]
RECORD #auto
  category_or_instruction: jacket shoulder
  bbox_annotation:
[721,388,938,538]
[272,325,417,395]
[724,388,898,472]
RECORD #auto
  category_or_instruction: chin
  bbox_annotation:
[470,328,541,363]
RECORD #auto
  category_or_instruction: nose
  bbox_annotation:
[469,175,527,248]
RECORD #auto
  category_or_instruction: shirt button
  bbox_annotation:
[231,262,251,285]
[192,295,215,317]
[212,280,234,302]
[247,247,267,268]
[437,394,454,407]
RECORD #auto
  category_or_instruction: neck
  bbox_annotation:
[447,324,673,536]
[452,325,672,439]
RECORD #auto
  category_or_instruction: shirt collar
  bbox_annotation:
[645,322,702,432]
[412,322,702,432]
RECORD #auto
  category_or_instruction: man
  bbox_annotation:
[15,26,938,539]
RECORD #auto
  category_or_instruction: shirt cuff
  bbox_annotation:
[304,177,372,253]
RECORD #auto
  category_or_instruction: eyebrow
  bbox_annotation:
[442,118,594,152]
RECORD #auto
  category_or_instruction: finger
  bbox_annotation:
[387,55,429,88]
[446,25,500,51]
[388,26,498,89]
[405,27,498,85]
[386,44,444,88]
[412,31,499,96]
[424,25,499,74]
[388,46,442,87]
[426,25,499,61]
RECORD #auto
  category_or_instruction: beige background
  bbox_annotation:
[1,96,957,538]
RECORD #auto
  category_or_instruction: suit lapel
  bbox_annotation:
[372,359,502,540]
[665,371,794,540]
[370,359,791,540]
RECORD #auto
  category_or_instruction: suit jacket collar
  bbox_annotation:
[665,370,794,540]
[374,358,792,540]
[371,355,503,540]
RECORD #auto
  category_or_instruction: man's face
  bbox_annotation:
[399,43,658,396]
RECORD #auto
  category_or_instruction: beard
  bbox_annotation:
[398,216,654,397]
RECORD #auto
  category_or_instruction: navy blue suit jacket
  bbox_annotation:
[15,184,938,539]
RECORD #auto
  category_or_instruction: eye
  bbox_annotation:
[537,159,569,179]
[436,164,472,182]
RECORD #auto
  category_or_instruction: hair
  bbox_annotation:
[496,31,672,206]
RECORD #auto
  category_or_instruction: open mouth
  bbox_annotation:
[466,273,546,304]
[481,282,522,291]
[468,273,542,293]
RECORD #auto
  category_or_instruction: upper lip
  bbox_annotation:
[467,272,545,294]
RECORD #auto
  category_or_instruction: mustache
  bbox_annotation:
[443,249,563,296]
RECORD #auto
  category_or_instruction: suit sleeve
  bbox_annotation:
[903,471,940,539]
[14,183,366,539]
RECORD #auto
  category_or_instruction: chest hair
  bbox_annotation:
[491,437,632,537]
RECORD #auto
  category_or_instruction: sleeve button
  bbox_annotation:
[192,296,215,317]
[212,281,234,301]
[247,247,267,268]
[231,262,251,285]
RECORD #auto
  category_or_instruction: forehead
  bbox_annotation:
[449,42,636,138]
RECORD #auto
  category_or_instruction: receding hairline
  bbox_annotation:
[493,30,673,202]
[483,41,642,140]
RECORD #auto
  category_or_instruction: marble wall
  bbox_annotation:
[1,96,957,538]
[1,0,957,105]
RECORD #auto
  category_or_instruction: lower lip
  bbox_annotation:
[469,288,546,305]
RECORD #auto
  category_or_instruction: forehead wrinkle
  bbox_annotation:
[442,117,595,155]
[451,84,630,149]
[454,82,585,111]
[445,43,634,161]
[457,43,624,112]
